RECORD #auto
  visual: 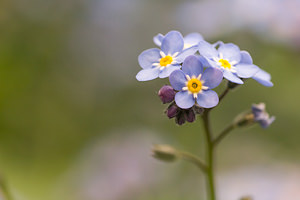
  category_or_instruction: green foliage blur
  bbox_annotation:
[0,0,300,200]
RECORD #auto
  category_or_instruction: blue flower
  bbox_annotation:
[252,103,275,128]
[198,41,260,84]
[136,31,199,81]
[154,32,203,50]
[169,55,223,109]
[239,51,274,87]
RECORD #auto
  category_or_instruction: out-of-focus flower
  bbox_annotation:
[136,31,198,81]
[169,55,223,109]
[154,32,204,50]
[252,103,275,128]
[158,85,176,104]
[198,41,259,84]
[152,144,178,162]
[239,51,273,87]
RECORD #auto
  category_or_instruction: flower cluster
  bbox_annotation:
[136,30,274,125]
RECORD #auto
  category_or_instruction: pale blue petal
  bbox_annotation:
[175,91,195,109]
[182,55,203,77]
[199,56,210,68]
[197,90,219,108]
[218,43,241,63]
[138,48,161,69]
[201,68,223,89]
[223,70,243,84]
[260,116,275,128]
[236,63,259,78]
[212,41,224,48]
[161,31,184,55]
[183,33,203,46]
[240,50,253,64]
[252,69,273,87]
[175,46,198,63]
[169,70,187,90]
[198,40,218,59]
[153,33,164,47]
[136,67,160,81]
[159,64,181,78]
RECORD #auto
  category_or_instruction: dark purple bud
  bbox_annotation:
[158,85,175,104]
[175,112,186,125]
[166,104,178,119]
[185,109,196,123]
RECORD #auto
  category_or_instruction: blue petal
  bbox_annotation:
[161,31,184,55]
[169,70,187,91]
[183,33,203,46]
[218,43,241,63]
[175,91,195,109]
[175,46,198,63]
[252,69,273,87]
[182,55,203,77]
[198,56,210,68]
[159,64,181,78]
[197,90,219,108]
[153,33,164,47]
[223,70,243,84]
[138,48,161,69]
[198,40,218,59]
[201,68,223,89]
[212,41,224,48]
[240,50,253,64]
[136,67,160,81]
[236,63,259,78]
[260,116,275,128]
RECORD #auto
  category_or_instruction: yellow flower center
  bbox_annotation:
[187,78,202,93]
[219,59,231,69]
[160,55,173,67]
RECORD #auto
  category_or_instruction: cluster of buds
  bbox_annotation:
[158,85,204,125]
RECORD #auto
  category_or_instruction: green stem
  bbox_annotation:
[177,151,207,173]
[213,123,236,146]
[202,110,216,200]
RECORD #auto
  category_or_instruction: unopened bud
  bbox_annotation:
[166,104,178,119]
[158,85,175,104]
[152,144,177,162]
[175,111,186,125]
[185,109,196,123]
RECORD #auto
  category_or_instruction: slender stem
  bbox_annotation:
[218,87,230,103]
[213,123,236,146]
[202,110,216,200]
[177,151,207,172]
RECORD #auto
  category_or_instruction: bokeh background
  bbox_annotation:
[0,0,300,200]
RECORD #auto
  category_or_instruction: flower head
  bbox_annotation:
[169,55,223,109]
[252,103,275,128]
[136,31,199,81]
[198,41,260,84]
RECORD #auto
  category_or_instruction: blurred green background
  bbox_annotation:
[0,0,300,200]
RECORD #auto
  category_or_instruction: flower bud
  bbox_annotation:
[185,109,196,123]
[175,111,186,125]
[158,85,175,104]
[166,104,178,119]
[152,144,177,162]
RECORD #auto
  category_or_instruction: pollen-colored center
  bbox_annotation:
[219,59,231,69]
[187,78,202,93]
[160,55,173,67]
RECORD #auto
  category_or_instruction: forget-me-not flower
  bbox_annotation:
[252,103,275,128]
[136,31,199,81]
[169,55,223,109]
[198,41,260,84]
[154,32,203,50]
